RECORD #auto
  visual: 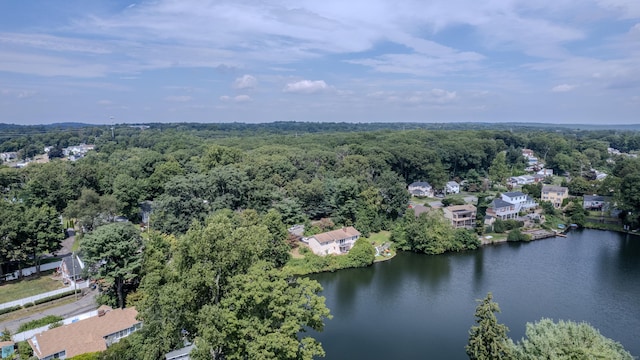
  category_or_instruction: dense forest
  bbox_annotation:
[2,122,640,359]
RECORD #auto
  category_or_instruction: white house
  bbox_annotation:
[0,152,17,163]
[408,181,434,197]
[445,181,460,194]
[537,168,554,177]
[308,227,361,256]
[508,175,535,186]
[501,192,537,211]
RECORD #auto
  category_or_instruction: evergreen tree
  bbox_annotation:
[466,292,514,360]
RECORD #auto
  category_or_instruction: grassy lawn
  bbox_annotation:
[543,214,567,230]
[481,233,508,244]
[0,271,64,304]
[365,231,396,262]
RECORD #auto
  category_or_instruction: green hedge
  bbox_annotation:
[18,315,64,332]
[33,290,80,305]
[0,305,22,316]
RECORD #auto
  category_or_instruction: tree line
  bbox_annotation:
[2,123,640,359]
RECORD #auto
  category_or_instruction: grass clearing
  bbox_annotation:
[0,271,64,304]
[365,231,396,262]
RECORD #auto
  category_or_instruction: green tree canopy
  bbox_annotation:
[81,222,143,308]
[512,318,633,360]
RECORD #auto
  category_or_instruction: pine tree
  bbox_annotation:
[466,292,514,360]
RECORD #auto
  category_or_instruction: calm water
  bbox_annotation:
[310,229,640,359]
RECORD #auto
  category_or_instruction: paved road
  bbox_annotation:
[0,287,98,335]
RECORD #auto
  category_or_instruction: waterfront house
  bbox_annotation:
[541,185,568,209]
[486,198,518,220]
[583,195,612,211]
[308,227,361,256]
[443,204,477,229]
[501,192,537,211]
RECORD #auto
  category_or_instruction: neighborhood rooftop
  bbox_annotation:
[503,191,526,197]
[311,227,361,244]
[28,307,140,359]
[490,198,514,209]
[542,185,568,193]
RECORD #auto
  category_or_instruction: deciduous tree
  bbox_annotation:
[82,223,143,308]
[512,319,633,360]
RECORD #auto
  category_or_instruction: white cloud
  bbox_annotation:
[551,84,577,92]
[429,88,457,103]
[219,94,252,102]
[165,95,192,102]
[283,80,328,94]
[233,74,257,89]
[98,99,113,105]
[367,88,457,105]
[1,89,37,99]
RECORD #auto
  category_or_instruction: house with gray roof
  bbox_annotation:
[583,195,612,211]
[486,198,518,220]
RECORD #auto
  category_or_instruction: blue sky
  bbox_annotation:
[0,0,639,125]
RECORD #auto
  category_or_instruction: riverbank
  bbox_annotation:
[311,229,640,359]
[481,229,559,245]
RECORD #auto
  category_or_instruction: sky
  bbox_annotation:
[0,0,639,125]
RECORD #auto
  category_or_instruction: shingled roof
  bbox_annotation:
[28,307,140,359]
[310,227,361,244]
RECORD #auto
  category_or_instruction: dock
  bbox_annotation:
[522,229,558,240]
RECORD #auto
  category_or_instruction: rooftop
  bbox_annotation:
[28,307,140,359]
[503,191,525,197]
[542,185,568,194]
[311,227,361,244]
[409,181,431,188]
[490,198,514,209]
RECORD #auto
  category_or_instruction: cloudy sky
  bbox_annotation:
[1,0,639,125]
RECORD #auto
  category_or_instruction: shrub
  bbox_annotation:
[507,229,531,242]
[17,341,34,359]
[48,321,63,329]
[18,315,64,332]
[33,290,79,305]
[0,305,22,316]
[23,302,35,308]
[345,238,375,267]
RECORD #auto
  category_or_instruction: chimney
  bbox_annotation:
[343,227,347,232]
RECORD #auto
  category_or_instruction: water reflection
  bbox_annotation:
[473,249,484,292]
[312,230,640,359]
[333,266,376,314]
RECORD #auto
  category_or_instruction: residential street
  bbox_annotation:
[0,287,98,335]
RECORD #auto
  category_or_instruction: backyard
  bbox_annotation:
[0,271,64,304]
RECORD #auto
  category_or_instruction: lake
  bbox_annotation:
[310,229,640,359]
